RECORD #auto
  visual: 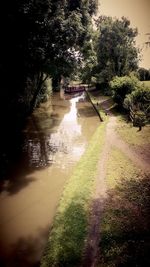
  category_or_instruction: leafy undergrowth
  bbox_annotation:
[41,122,107,267]
[97,148,150,267]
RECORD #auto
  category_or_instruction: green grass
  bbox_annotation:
[141,80,150,88]
[117,118,150,146]
[41,121,107,267]
[97,148,150,267]
[106,148,139,188]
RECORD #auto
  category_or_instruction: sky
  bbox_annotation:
[97,0,150,69]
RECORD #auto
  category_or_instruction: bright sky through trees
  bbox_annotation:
[98,0,150,68]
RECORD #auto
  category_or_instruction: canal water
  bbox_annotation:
[0,91,100,267]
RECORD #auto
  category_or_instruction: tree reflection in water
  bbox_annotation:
[22,94,85,170]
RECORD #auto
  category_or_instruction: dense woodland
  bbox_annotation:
[1,0,98,118]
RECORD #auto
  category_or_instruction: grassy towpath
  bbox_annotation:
[83,93,150,267]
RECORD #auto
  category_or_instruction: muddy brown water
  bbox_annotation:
[0,91,100,267]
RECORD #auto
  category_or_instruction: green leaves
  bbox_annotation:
[110,75,139,106]
[95,16,139,83]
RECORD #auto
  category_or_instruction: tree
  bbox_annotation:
[1,0,53,114]
[0,0,98,115]
[80,31,98,83]
[95,16,139,83]
[48,0,98,88]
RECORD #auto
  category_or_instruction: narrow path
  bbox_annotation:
[82,113,150,267]
[82,117,111,267]
[82,134,109,267]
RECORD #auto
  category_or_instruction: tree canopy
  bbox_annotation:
[94,16,139,83]
[1,0,98,114]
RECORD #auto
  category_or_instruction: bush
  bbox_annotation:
[110,75,140,106]
[124,84,150,123]
[133,111,147,128]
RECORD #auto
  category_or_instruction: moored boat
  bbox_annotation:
[64,84,96,93]
[64,85,87,93]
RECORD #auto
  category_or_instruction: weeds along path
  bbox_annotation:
[82,114,150,267]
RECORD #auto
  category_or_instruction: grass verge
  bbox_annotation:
[141,80,150,88]
[117,118,150,146]
[97,148,150,267]
[87,91,110,121]
[41,121,107,267]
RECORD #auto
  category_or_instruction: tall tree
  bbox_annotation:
[0,0,98,114]
[94,16,139,83]
[80,31,98,83]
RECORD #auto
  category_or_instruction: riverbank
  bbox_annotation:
[41,121,107,267]
[41,92,150,267]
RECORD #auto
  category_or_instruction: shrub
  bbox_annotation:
[124,84,150,123]
[133,111,147,129]
[110,74,140,106]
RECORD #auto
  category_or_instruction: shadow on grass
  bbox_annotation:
[41,198,88,267]
[99,174,150,267]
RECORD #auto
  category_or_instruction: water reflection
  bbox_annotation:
[49,95,85,168]
[23,94,85,169]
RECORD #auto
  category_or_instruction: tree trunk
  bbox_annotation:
[29,72,48,113]
[52,76,61,91]
[138,125,142,131]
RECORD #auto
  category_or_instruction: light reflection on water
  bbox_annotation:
[24,94,86,169]
[48,96,84,167]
